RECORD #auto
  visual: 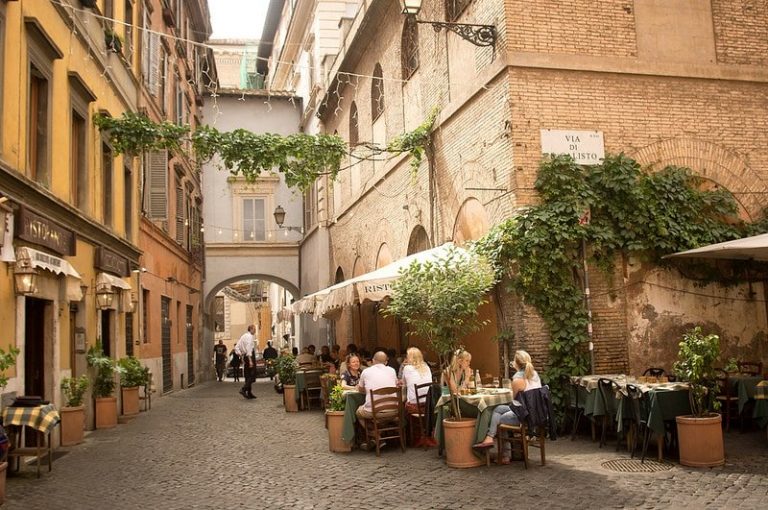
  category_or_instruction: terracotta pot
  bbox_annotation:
[676,414,725,467]
[443,418,484,468]
[0,461,6,505]
[95,396,118,429]
[283,385,298,412]
[326,411,352,452]
[121,386,140,416]
[60,405,86,446]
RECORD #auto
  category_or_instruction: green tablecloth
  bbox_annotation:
[294,372,306,402]
[753,381,768,428]
[645,388,692,436]
[730,375,764,414]
[341,392,366,443]
[434,391,514,457]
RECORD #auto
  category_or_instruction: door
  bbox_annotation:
[125,312,134,357]
[24,298,47,398]
[101,310,112,357]
[161,297,172,392]
[186,305,194,387]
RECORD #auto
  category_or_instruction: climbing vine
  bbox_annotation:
[94,112,347,192]
[386,107,439,175]
[472,153,768,413]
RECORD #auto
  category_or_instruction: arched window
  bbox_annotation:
[349,101,359,147]
[445,0,472,21]
[371,63,384,121]
[401,16,419,80]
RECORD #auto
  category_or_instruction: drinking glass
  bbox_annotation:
[492,377,500,388]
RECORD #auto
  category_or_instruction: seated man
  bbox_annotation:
[296,347,317,366]
[356,351,398,420]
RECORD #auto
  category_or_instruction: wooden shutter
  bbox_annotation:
[141,11,150,86]
[146,150,168,221]
[149,34,160,96]
[175,184,183,244]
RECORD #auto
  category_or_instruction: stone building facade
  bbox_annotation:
[271,0,768,375]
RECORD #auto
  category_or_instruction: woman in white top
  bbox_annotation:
[401,347,433,414]
[472,350,541,457]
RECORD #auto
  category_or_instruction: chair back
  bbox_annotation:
[369,386,401,420]
[737,361,763,376]
[596,378,621,416]
[642,367,666,378]
[517,386,556,439]
[413,382,432,418]
[625,383,648,424]
[302,369,323,389]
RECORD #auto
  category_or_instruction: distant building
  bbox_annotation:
[208,39,263,90]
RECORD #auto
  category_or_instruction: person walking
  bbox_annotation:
[263,341,278,380]
[229,349,241,382]
[213,340,228,382]
[235,325,257,399]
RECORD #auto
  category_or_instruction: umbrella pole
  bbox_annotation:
[582,238,595,375]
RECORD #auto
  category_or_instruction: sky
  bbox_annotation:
[209,0,270,40]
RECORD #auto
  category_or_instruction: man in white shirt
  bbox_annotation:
[234,325,256,399]
[356,351,398,419]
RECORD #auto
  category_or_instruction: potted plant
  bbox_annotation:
[385,247,496,468]
[104,28,123,55]
[118,357,147,416]
[0,345,19,505]
[326,384,351,452]
[87,343,121,429]
[59,375,89,446]
[275,353,298,412]
[673,326,725,467]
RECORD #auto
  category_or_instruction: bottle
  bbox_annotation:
[475,370,482,389]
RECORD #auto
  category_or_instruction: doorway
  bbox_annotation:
[24,298,49,398]
[161,297,172,392]
[101,310,112,357]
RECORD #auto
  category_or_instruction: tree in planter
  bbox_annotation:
[118,357,148,389]
[673,326,721,417]
[274,353,297,387]
[328,384,346,412]
[60,375,89,408]
[384,247,496,418]
[87,344,121,399]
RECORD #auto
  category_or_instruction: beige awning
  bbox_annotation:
[97,272,131,290]
[664,233,768,262]
[19,246,81,278]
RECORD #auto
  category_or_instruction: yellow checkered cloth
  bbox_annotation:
[755,380,768,400]
[1,404,60,434]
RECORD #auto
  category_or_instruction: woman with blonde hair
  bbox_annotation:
[442,348,472,395]
[401,347,433,413]
[472,350,542,458]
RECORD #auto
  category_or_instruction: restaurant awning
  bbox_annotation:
[19,246,81,278]
[306,243,467,319]
[97,272,131,290]
[663,233,768,262]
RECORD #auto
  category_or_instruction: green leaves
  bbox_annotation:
[387,107,439,176]
[673,327,720,417]
[93,113,347,193]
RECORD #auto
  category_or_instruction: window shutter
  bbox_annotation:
[146,150,168,221]
[175,185,184,244]
[150,34,160,96]
[142,14,150,85]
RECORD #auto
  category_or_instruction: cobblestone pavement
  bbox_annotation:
[4,379,768,509]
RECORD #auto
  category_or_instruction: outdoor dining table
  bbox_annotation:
[728,374,765,414]
[753,380,768,430]
[433,387,514,458]
[340,391,366,443]
[1,403,60,477]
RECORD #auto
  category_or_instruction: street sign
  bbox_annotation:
[540,129,605,165]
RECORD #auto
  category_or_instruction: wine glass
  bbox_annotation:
[492,377,500,388]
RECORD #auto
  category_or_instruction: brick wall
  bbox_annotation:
[711,0,768,66]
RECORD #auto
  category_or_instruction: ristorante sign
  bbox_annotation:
[15,207,76,256]
[96,246,129,276]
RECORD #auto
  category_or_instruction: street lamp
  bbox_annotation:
[398,0,497,48]
[13,250,38,295]
[95,282,115,310]
[273,205,304,234]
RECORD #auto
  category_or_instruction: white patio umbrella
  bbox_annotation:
[663,233,768,262]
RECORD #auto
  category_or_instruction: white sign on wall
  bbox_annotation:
[540,129,605,165]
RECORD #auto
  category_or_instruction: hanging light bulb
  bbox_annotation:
[218,228,222,235]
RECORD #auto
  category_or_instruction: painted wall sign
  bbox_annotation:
[15,206,76,255]
[540,129,605,165]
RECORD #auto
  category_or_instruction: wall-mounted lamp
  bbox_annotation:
[399,0,497,47]
[13,250,38,295]
[273,205,304,234]
[95,282,115,310]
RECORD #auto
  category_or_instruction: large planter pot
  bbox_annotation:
[121,386,140,416]
[326,411,351,452]
[0,461,6,505]
[443,418,484,468]
[283,385,298,413]
[95,396,118,429]
[676,414,725,467]
[60,405,86,446]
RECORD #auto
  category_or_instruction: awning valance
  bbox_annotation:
[18,246,81,278]
[97,272,131,290]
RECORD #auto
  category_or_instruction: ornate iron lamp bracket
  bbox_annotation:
[415,19,496,47]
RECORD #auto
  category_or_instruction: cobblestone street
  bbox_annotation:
[4,380,768,510]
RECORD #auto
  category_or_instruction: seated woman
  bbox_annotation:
[401,347,433,414]
[472,350,541,458]
[340,354,363,390]
[442,349,472,395]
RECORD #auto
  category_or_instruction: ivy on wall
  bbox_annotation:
[472,153,768,412]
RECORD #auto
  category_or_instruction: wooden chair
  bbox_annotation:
[715,369,740,432]
[408,382,433,449]
[738,361,763,376]
[625,384,651,459]
[301,369,324,410]
[360,386,405,456]
[496,386,553,468]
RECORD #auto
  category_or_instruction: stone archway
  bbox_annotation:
[452,198,490,246]
[375,243,393,269]
[407,225,431,255]
[630,138,767,220]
